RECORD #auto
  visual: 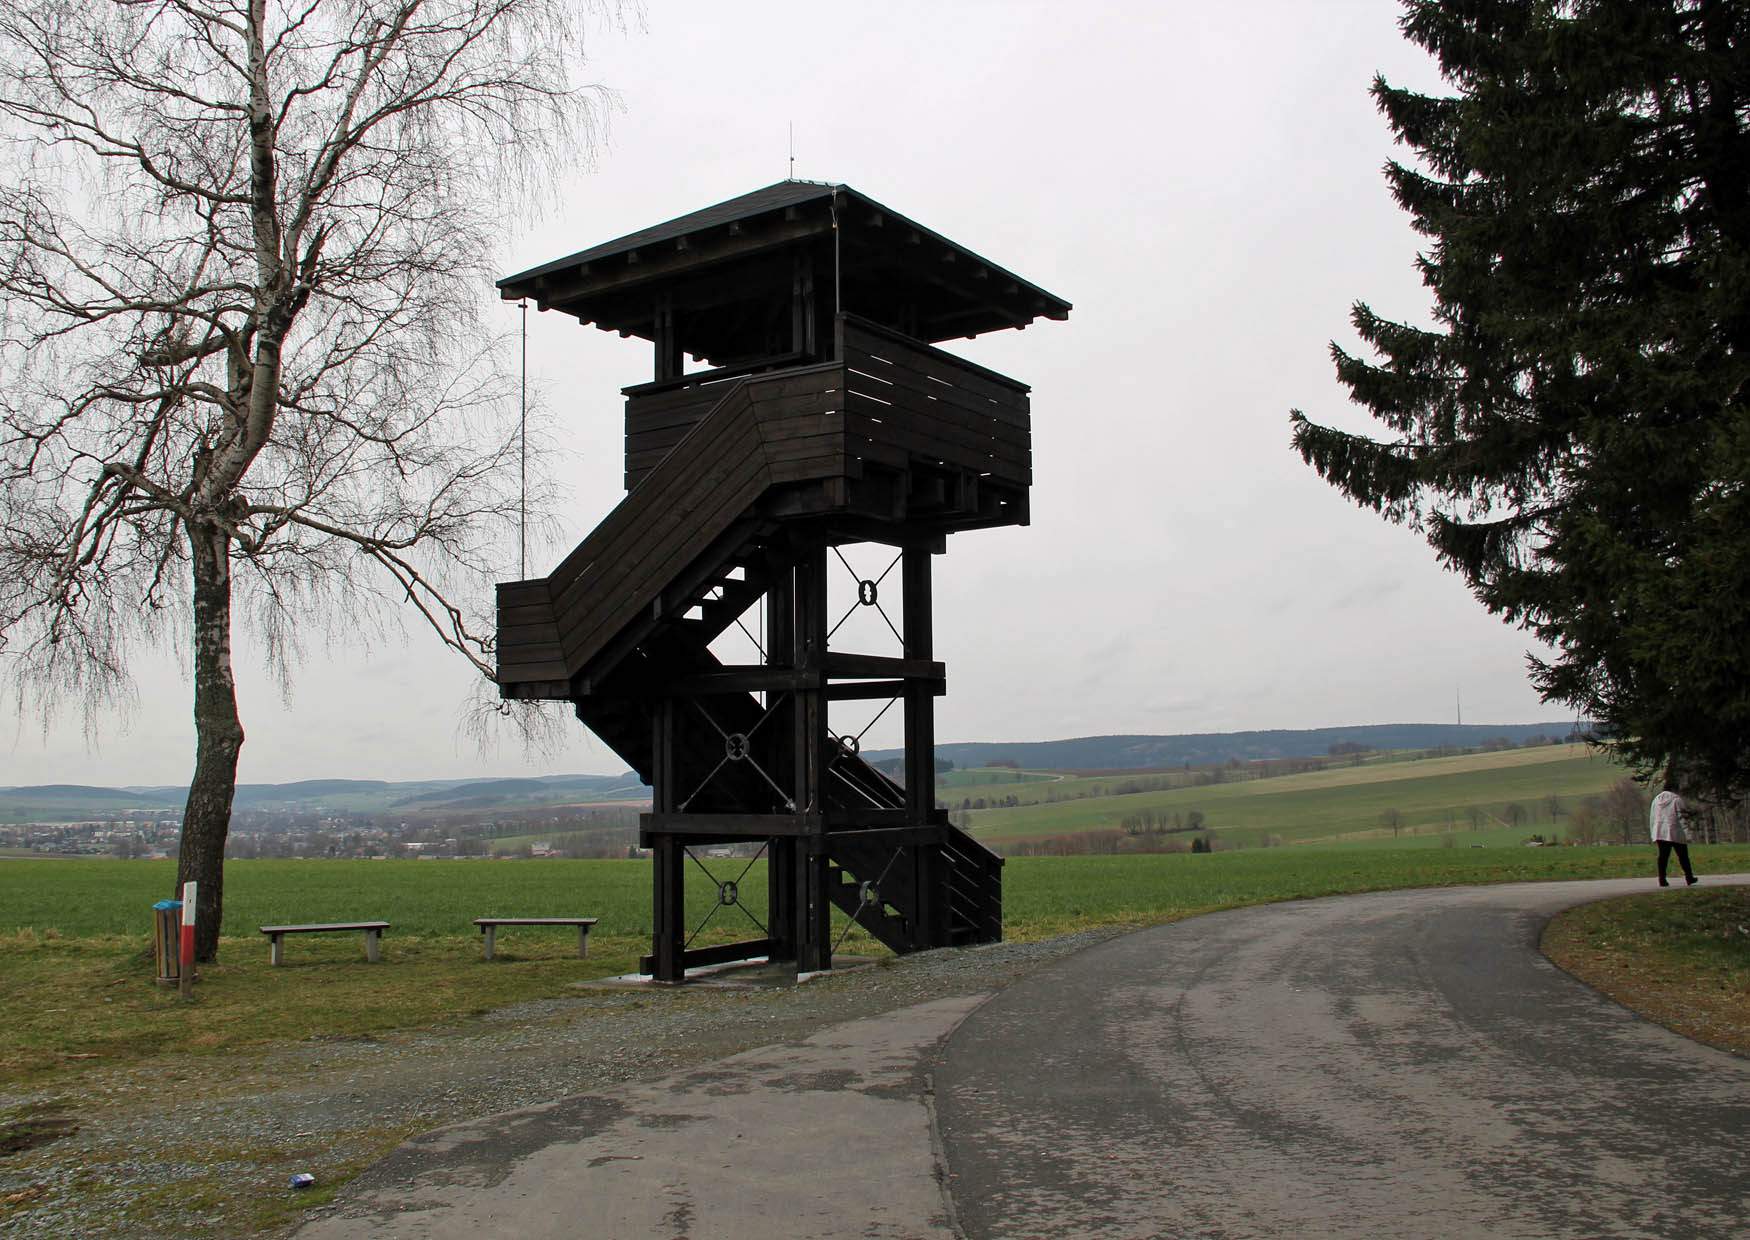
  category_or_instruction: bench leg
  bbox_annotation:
[364,929,381,963]
[270,934,283,967]
[577,926,589,959]
[483,926,496,961]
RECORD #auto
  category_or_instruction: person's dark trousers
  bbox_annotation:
[1657,840,1696,885]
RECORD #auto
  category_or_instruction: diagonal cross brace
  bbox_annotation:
[678,693,796,812]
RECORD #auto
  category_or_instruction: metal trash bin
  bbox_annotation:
[152,899,183,986]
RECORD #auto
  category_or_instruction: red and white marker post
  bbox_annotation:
[179,880,197,999]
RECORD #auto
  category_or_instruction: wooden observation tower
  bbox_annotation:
[494,182,1069,981]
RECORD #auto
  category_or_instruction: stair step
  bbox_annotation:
[826,867,914,954]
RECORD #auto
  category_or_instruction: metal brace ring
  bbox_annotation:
[718,880,740,907]
[858,579,879,606]
[837,734,861,756]
[725,732,750,761]
[858,880,880,907]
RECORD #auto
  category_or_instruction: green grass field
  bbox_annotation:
[936,767,1056,790]
[8,841,1750,1088]
[933,747,1486,809]
[485,826,638,854]
[0,856,751,939]
[961,745,1626,844]
[0,855,787,1085]
[1543,887,1750,1056]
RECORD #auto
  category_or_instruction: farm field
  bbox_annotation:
[960,744,1627,844]
[8,842,1750,1088]
[935,767,1055,790]
[933,745,1570,810]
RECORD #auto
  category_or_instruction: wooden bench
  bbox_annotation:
[473,917,599,961]
[260,921,390,966]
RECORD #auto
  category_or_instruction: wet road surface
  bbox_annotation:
[933,877,1750,1239]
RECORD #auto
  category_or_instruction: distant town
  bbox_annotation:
[1,802,647,861]
[0,771,652,860]
[3,723,1589,861]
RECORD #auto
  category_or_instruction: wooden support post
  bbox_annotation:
[796,839,832,973]
[791,250,816,359]
[765,557,798,964]
[902,545,935,822]
[482,925,497,961]
[792,544,828,815]
[654,294,683,382]
[653,695,677,812]
[650,697,685,982]
[766,557,796,804]
[767,836,796,962]
[792,543,831,971]
[902,545,948,946]
[652,835,685,982]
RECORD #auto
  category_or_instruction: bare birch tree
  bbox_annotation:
[0,0,613,957]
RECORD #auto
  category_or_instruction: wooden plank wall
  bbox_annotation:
[499,322,1034,695]
[749,366,856,485]
[625,318,1033,492]
[551,384,768,676]
[623,379,742,491]
[838,316,1031,488]
[499,364,850,692]
[495,578,566,687]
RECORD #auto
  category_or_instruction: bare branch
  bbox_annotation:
[1,0,613,741]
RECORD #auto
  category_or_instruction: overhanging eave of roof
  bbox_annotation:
[498,181,1072,341]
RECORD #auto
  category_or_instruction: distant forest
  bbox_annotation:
[865,722,1586,773]
[4,723,1588,821]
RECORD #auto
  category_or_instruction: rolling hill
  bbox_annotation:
[866,722,1583,772]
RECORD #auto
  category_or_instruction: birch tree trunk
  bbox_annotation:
[174,521,244,961]
[0,0,608,952]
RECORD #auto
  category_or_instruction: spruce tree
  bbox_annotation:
[1292,0,1750,798]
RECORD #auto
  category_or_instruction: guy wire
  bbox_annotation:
[519,297,528,581]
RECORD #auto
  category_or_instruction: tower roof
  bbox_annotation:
[499,181,1071,346]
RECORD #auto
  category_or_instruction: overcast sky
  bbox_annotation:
[3,0,1572,788]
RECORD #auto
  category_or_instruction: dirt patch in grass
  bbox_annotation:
[1542,886,1750,1057]
[0,1102,77,1156]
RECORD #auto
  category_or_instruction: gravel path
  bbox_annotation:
[0,930,1122,1239]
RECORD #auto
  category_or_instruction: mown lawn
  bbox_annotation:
[7,845,1749,1088]
[0,856,784,1084]
[1543,885,1750,1057]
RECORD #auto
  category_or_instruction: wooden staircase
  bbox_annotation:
[563,507,1005,955]
[497,317,1027,973]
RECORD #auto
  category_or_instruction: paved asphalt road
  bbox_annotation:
[295,877,1747,1239]
[933,877,1750,1240]
[294,995,979,1239]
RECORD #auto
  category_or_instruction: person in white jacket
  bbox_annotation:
[1648,781,1698,887]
